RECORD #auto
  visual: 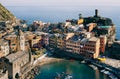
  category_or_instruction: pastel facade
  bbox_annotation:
[66,35,100,58]
[49,33,100,58]
[100,35,107,53]
[0,39,9,58]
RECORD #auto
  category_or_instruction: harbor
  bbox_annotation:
[85,59,120,79]
[26,51,120,79]
[0,1,120,79]
[34,59,108,79]
[101,69,118,79]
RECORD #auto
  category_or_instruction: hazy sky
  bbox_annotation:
[0,0,120,6]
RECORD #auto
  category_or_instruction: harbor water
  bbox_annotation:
[34,60,108,79]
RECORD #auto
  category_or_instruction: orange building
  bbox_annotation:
[100,35,107,53]
[65,34,100,58]
[49,33,100,59]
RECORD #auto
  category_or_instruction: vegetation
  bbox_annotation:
[0,3,15,21]
[33,48,46,59]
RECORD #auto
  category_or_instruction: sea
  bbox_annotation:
[6,6,120,79]
[34,60,108,79]
[6,6,120,39]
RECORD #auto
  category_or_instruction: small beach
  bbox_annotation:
[24,56,64,79]
[35,57,64,66]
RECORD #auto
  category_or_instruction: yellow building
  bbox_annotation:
[78,19,84,25]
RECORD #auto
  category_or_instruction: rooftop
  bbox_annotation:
[0,39,8,46]
[65,33,74,40]
[81,38,88,44]
[88,37,99,42]
[34,31,49,36]
[5,51,27,63]
[24,31,35,37]
[4,32,17,38]
[98,26,111,29]
[70,34,85,42]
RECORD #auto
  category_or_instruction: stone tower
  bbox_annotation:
[20,30,25,51]
[94,9,99,17]
[17,26,25,51]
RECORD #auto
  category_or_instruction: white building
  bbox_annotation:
[0,39,9,58]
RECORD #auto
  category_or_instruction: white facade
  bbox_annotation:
[0,41,9,57]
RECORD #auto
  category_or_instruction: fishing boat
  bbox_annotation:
[55,72,73,79]
[89,64,98,70]
[64,75,73,79]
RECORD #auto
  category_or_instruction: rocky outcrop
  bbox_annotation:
[0,3,15,21]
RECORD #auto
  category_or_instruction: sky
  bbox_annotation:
[0,0,120,6]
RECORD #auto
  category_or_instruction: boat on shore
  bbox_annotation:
[100,69,118,79]
[100,69,106,73]
[109,74,118,79]
[89,64,98,70]
[104,71,111,75]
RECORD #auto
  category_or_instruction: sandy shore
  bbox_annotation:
[25,56,64,79]
[35,56,64,66]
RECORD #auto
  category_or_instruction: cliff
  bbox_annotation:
[0,3,15,21]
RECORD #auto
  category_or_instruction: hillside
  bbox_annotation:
[0,3,15,21]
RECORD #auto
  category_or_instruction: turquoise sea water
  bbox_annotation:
[34,60,108,79]
[5,6,120,79]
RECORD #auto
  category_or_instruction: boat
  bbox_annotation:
[89,64,98,70]
[64,75,73,79]
[109,74,118,79]
[104,71,111,75]
[81,60,86,64]
[101,70,118,79]
[100,69,105,73]
[55,72,73,79]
